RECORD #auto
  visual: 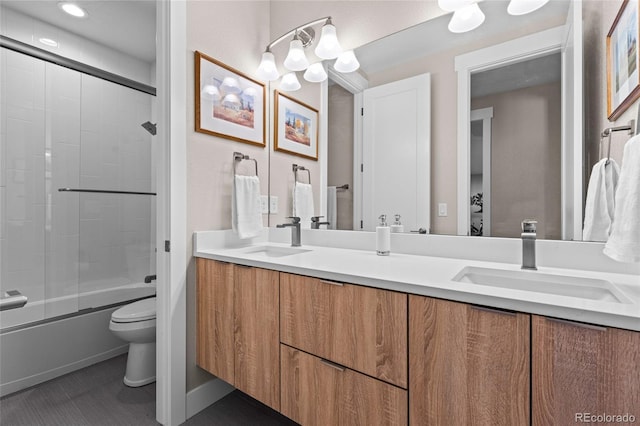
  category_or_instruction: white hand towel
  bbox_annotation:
[604,135,640,263]
[232,174,263,239]
[583,158,620,241]
[293,182,314,229]
[327,186,337,230]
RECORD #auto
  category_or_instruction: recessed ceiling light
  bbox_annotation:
[58,2,88,18]
[39,38,59,47]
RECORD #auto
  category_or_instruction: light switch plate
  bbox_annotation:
[438,203,448,217]
[270,196,278,214]
[260,195,269,214]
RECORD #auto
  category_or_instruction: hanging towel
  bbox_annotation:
[293,182,314,229]
[583,158,620,241]
[327,186,337,230]
[604,135,640,263]
[232,174,263,239]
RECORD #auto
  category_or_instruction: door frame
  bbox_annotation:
[454,25,567,236]
[470,107,493,236]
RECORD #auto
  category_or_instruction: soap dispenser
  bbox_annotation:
[376,214,391,256]
[391,214,404,233]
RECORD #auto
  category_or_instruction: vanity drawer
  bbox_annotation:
[280,272,407,388]
[280,345,408,426]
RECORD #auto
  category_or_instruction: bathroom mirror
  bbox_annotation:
[323,0,577,239]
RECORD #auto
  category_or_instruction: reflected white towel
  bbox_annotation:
[583,158,619,241]
[604,135,640,263]
[232,175,263,239]
[327,186,337,230]
[293,182,314,229]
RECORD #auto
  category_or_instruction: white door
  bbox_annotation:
[361,73,430,232]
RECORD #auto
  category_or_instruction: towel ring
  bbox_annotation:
[292,164,311,185]
[233,152,258,176]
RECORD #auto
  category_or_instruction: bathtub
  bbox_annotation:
[0,282,155,397]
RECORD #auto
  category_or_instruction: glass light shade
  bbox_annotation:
[220,77,242,94]
[283,38,310,71]
[315,22,342,59]
[507,0,549,15]
[280,72,301,91]
[438,0,472,12]
[243,87,258,98]
[256,51,280,81]
[201,84,221,101]
[334,50,360,73]
[303,62,328,83]
[448,3,485,33]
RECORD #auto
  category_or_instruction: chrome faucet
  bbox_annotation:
[310,216,330,229]
[277,216,301,247]
[521,220,537,270]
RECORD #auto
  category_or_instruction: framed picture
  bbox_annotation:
[195,51,266,147]
[607,0,640,121]
[274,91,319,160]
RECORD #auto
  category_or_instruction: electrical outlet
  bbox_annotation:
[270,196,278,214]
[260,195,269,214]
[438,203,448,217]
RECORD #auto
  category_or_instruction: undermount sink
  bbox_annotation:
[240,245,311,258]
[452,266,632,304]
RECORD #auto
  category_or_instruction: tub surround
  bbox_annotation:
[194,229,640,332]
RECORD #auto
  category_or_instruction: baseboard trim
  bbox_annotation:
[186,378,235,419]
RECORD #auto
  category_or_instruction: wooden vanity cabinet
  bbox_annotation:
[409,295,530,426]
[280,272,408,388]
[532,315,640,425]
[280,345,408,426]
[196,259,280,411]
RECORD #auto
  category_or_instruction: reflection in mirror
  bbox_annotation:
[325,0,575,238]
[469,53,561,239]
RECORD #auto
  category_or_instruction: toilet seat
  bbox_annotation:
[111,297,156,323]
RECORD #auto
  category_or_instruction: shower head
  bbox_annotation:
[141,121,157,136]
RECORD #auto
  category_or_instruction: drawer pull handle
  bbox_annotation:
[318,279,344,287]
[320,358,345,372]
[470,305,517,316]
[546,317,606,332]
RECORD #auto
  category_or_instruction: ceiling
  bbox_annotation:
[1,0,156,63]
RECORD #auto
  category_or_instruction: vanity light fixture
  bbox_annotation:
[256,16,359,91]
[507,0,550,16]
[58,2,88,18]
[448,2,486,33]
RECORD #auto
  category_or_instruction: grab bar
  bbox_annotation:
[1,290,28,311]
[59,188,156,196]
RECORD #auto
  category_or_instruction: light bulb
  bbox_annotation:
[256,50,280,81]
[283,36,310,71]
[448,3,485,33]
[334,50,360,73]
[315,20,342,60]
[507,0,550,15]
[280,72,301,91]
[304,62,328,83]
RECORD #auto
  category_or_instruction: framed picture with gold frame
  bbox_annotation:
[607,0,640,121]
[274,90,319,160]
[195,51,266,146]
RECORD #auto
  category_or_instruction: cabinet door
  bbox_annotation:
[281,345,408,426]
[280,273,407,388]
[234,265,280,411]
[532,315,640,425]
[409,296,530,426]
[196,258,234,384]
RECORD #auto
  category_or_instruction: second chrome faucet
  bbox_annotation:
[277,216,301,247]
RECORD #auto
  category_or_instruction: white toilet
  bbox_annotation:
[109,296,156,387]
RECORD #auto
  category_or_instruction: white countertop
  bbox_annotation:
[194,231,640,331]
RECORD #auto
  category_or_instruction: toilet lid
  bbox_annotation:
[111,297,156,323]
